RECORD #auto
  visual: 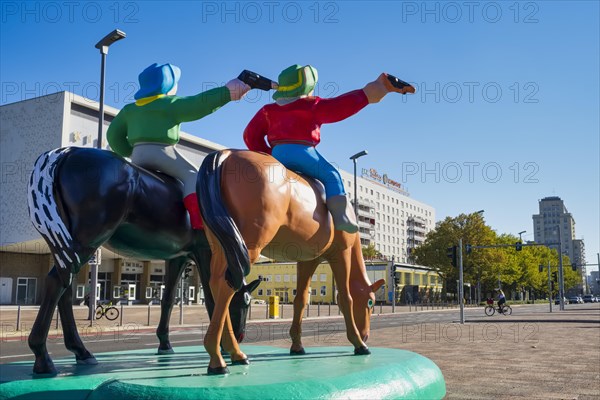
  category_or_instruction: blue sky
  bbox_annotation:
[1,1,599,271]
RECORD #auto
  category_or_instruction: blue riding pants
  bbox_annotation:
[271,144,345,198]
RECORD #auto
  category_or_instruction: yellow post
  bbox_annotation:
[268,295,279,319]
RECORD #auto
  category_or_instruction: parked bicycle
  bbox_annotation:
[484,298,512,316]
[95,301,119,320]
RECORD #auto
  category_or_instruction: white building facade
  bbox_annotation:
[340,168,435,264]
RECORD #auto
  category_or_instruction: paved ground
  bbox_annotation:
[1,303,599,399]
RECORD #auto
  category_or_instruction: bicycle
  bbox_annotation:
[95,301,120,320]
[484,301,512,316]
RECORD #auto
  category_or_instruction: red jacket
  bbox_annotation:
[243,90,369,154]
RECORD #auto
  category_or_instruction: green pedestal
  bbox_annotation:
[0,346,445,399]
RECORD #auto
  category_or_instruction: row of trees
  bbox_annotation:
[410,213,579,301]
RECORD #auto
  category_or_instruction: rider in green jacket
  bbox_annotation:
[107,63,250,229]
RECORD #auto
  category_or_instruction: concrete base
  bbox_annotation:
[0,346,445,399]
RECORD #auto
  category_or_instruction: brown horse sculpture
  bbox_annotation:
[197,149,384,374]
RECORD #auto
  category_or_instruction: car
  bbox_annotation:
[582,294,594,303]
[568,296,583,304]
[554,297,568,305]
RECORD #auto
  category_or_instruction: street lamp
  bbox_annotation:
[518,230,526,242]
[350,150,368,218]
[95,29,126,149]
[89,29,125,324]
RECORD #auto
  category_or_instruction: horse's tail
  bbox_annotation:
[27,148,80,270]
[197,150,250,291]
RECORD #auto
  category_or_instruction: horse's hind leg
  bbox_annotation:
[29,266,69,374]
[289,258,321,355]
[156,257,187,354]
[327,250,369,354]
[57,277,97,365]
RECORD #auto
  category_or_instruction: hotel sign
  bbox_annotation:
[361,168,406,194]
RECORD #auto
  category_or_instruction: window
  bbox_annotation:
[321,286,327,296]
[258,289,264,296]
[16,277,36,305]
[312,274,317,282]
[414,274,421,285]
[403,272,411,285]
[266,289,272,296]
[284,274,290,282]
[292,275,297,282]
[275,275,281,282]
[320,274,327,282]
[292,289,297,296]
[311,288,317,296]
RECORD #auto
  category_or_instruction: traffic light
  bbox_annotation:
[465,244,472,254]
[394,271,401,286]
[447,246,457,267]
[551,271,558,282]
[515,241,523,251]
[571,264,577,271]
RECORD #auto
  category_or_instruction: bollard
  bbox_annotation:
[338,305,340,315]
[307,304,310,318]
[266,303,269,319]
[280,303,284,319]
[147,303,151,326]
[328,302,331,316]
[120,304,124,327]
[179,299,183,325]
[16,305,21,331]
[249,303,252,320]
[379,301,383,315]
[318,303,320,317]
[55,309,59,329]
[409,302,411,312]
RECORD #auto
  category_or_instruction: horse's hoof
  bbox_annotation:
[33,358,58,375]
[354,345,371,356]
[207,366,230,375]
[76,356,98,365]
[231,358,250,366]
[157,348,175,355]
[290,348,306,356]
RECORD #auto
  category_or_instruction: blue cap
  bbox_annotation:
[134,63,181,100]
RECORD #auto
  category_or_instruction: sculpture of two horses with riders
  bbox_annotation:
[26,147,382,375]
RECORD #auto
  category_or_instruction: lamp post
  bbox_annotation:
[473,210,484,304]
[89,29,125,324]
[518,230,526,242]
[95,29,126,149]
[349,150,368,218]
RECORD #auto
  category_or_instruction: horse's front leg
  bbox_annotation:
[29,266,68,374]
[156,257,187,354]
[204,230,235,374]
[57,277,97,365]
[220,312,248,365]
[290,259,321,355]
[328,252,369,355]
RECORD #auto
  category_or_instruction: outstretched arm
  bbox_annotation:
[172,79,251,123]
[243,108,272,154]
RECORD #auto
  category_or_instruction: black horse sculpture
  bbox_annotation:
[26,147,259,375]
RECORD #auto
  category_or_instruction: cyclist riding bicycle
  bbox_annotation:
[496,289,506,310]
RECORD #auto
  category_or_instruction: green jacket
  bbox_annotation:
[107,86,231,157]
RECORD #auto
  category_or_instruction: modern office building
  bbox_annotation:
[532,196,587,293]
[0,92,436,305]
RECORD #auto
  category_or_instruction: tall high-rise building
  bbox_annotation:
[532,196,587,293]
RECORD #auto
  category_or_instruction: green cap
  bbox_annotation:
[273,64,318,100]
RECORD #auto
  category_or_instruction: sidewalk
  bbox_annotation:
[370,304,600,399]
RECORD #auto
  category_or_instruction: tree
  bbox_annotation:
[412,213,498,300]
[362,243,378,261]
